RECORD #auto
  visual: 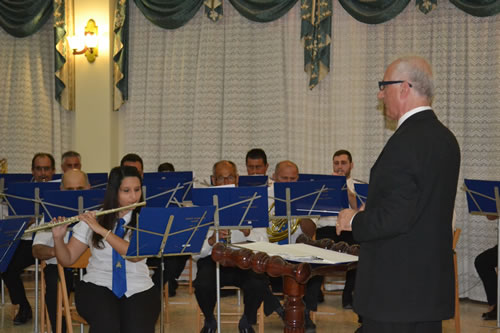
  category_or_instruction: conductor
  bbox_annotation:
[337,56,460,333]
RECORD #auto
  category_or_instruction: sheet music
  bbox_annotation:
[233,241,358,265]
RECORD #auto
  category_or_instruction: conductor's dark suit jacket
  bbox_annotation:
[352,109,460,323]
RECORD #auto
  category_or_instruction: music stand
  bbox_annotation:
[191,186,269,332]
[87,173,108,189]
[143,171,194,201]
[0,217,30,272]
[354,183,369,208]
[40,189,105,220]
[273,178,348,243]
[238,175,268,187]
[0,181,60,333]
[143,178,189,208]
[463,178,500,327]
[124,205,215,333]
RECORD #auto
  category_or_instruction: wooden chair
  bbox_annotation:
[453,228,461,333]
[39,261,52,333]
[197,286,264,333]
[56,249,91,333]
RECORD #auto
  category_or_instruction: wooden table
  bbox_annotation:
[211,239,358,333]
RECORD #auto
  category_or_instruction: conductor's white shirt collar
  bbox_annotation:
[397,106,431,129]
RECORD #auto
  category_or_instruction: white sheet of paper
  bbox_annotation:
[233,241,358,265]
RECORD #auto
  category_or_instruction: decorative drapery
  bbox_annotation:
[205,0,223,22]
[133,0,204,29]
[337,0,411,24]
[114,0,129,110]
[301,0,332,89]
[416,0,438,14]
[0,0,52,37]
[54,0,75,111]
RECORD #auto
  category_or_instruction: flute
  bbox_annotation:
[24,201,146,234]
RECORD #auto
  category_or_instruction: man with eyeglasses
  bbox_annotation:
[337,56,460,333]
[1,153,57,325]
[194,160,269,333]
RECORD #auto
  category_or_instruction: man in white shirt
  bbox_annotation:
[194,160,269,333]
[316,149,358,309]
[1,153,56,325]
[32,169,90,332]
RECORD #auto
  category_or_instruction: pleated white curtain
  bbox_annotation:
[122,1,499,302]
[0,22,73,173]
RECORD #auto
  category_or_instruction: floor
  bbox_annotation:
[0,275,499,333]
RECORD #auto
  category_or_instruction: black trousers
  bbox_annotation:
[75,281,160,333]
[475,245,498,305]
[1,239,35,307]
[44,264,73,333]
[361,317,442,333]
[194,256,268,324]
[147,255,190,288]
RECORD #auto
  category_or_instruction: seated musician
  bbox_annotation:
[268,160,321,332]
[32,169,90,332]
[245,148,269,177]
[315,149,359,309]
[52,166,160,333]
[1,153,55,325]
[193,160,270,333]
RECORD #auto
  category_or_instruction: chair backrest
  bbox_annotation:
[453,228,461,250]
[68,248,91,269]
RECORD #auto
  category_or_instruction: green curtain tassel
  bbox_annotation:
[417,0,438,14]
[205,0,223,22]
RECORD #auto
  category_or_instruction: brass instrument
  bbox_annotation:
[0,158,7,174]
[266,202,301,243]
[24,201,146,234]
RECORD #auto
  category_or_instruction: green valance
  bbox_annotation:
[338,0,411,24]
[133,0,204,30]
[0,0,52,37]
[450,0,500,17]
[228,0,298,22]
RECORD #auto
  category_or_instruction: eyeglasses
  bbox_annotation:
[214,175,235,183]
[378,80,412,91]
[34,166,52,172]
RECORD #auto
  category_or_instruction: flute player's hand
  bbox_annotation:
[78,211,105,235]
[51,216,69,240]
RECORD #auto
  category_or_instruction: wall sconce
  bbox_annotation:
[67,19,99,63]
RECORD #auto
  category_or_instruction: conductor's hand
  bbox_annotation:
[336,208,356,235]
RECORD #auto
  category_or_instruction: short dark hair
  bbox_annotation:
[333,149,352,163]
[245,148,267,165]
[32,153,55,170]
[158,162,175,172]
[120,153,144,170]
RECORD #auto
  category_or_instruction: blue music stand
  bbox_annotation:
[463,178,500,326]
[298,173,339,182]
[87,173,108,189]
[40,189,106,221]
[143,171,194,201]
[191,186,269,229]
[274,178,349,217]
[354,183,369,208]
[143,178,188,208]
[3,182,61,216]
[0,217,29,272]
[238,175,268,187]
[124,205,215,333]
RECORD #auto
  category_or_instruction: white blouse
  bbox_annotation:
[72,211,153,297]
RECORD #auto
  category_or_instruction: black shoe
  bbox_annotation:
[238,315,256,333]
[305,310,316,333]
[354,325,363,333]
[483,307,498,320]
[200,318,217,333]
[275,305,285,321]
[13,305,32,325]
[343,302,353,309]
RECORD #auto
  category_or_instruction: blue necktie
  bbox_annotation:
[112,218,127,298]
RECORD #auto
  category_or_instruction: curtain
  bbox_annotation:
[121,1,500,303]
[0,21,73,172]
[0,0,52,37]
